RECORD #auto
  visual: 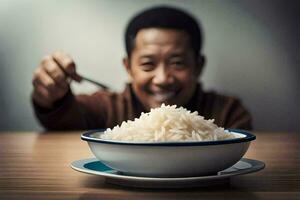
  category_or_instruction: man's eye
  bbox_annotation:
[170,61,185,69]
[140,62,155,71]
[173,61,183,65]
[141,62,154,66]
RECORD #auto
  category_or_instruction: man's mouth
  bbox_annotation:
[151,91,178,102]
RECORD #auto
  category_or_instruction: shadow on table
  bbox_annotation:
[79,192,259,200]
[78,176,260,200]
[83,175,232,190]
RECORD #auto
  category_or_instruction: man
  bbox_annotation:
[32,6,252,130]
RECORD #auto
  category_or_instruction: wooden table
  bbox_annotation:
[0,131,299,200]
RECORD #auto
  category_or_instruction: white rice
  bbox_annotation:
[101,104,237,142]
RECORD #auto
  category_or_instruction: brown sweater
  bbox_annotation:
[33,83,252,130]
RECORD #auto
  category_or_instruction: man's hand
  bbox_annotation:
[32,51,82,109]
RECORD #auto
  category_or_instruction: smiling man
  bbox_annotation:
[125,27,202,110]
[32,6,252,130]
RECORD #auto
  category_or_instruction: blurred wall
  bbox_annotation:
[0,0,299,131]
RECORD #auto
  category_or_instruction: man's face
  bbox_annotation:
[124,28,204,111]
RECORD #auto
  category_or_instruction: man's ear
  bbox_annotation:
[195,54,206,78]
[123,57,133,78]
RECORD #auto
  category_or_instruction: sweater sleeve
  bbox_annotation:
[32,90,108,131]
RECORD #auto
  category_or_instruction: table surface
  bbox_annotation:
[0,131,299,200]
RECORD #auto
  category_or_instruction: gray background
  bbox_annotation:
[0,0,299,132]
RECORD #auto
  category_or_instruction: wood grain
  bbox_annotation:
[0,131,299,200]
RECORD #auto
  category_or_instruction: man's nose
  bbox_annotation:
[152,65,174,85]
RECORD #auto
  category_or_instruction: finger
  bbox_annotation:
[33,76,69,106]
[33,75,69,103]
[52,51,82,82]
[32,85,55,108]
[32,67,58,93]
[33,67,69,96]
[43,59,68,87]
[33,85,66,108]
[33,84,52,101]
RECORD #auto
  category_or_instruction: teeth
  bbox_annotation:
[153,92,176,102]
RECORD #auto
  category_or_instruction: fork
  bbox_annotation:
[78,74,109,90]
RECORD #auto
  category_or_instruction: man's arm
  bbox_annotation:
[32,90,109,130]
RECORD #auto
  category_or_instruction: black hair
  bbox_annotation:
[125,6,203,58]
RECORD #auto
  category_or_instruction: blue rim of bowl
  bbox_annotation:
[81,129,255,146]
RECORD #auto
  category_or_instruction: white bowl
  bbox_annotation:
[81,129,255,177]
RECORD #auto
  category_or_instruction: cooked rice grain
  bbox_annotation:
[100,104,237,142]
